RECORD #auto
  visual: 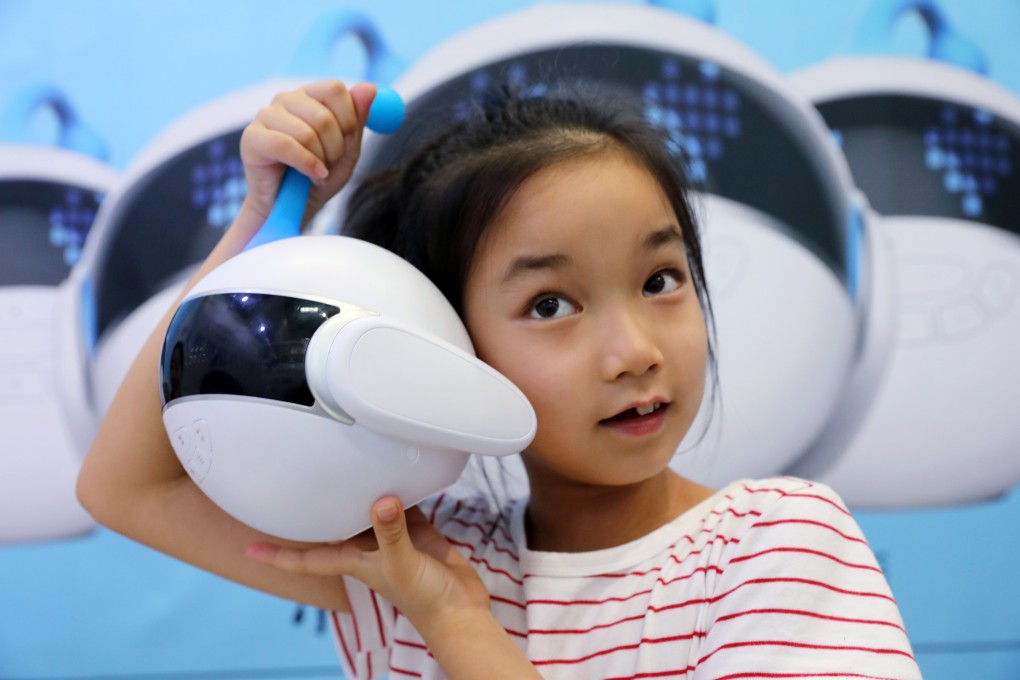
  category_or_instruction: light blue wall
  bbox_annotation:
[1,1,1018,678]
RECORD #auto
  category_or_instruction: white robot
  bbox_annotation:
[0,86,116,542]
[787,0,1020,507]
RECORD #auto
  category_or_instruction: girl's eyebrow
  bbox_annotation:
[646,225,685,251]
[500,226,683,284]
[501,253,572,284]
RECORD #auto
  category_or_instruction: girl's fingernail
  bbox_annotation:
[376,500,399,522]
[246,543,274,559]
[315,163,328,179]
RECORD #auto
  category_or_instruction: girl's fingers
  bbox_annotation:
[276,90,347,167]
[347,82,378,125]
[259,81,375,184]
[244,497,425,590]
[304,80,362,138]
[257,103,331,169]
[306,80,377,177]
[369,497,422,580]
[241,123,327,181]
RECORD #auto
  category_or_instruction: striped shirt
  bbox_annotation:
[330,477,921,679]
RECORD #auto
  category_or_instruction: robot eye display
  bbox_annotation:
[0,180,102,286]
[90,131,245,350]
[819,94,1020,234]
[161,293,341,407]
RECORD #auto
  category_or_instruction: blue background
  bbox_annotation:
[1,1,1019,678]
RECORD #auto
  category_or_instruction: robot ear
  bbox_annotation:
[306,314,536,456]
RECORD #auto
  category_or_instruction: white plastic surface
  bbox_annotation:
[791,198,897,467]
[788,216,1020,506]
[0,286,95,542]
[166,236,535,540]
[163,397,469,542]
[0,145,119,187]
[787,57,1020,507]
[672,195,857,485]
[325,316,535,455]
[789,57,1020,122]
[0,147,116,543]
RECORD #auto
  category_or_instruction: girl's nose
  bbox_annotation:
[600,309,664,381]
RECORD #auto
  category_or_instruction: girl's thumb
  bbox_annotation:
[371,496,407,548]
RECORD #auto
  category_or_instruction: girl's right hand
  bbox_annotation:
[247,498,543,678]
[237,79,377,241]
[247,497,492,628]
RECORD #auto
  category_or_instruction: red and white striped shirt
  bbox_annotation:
[330,477,921,679]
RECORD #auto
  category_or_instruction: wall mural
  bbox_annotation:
[1,1,1017,678]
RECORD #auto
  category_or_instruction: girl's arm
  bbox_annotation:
[249,496,544,679]
[75,80,377,612]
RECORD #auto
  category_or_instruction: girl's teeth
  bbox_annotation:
[636,404,657,416]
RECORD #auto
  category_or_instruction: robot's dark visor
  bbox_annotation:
[161,292,340,407]
[817,94,1020,233]
[0,179,102,285]
[93,131,244,346]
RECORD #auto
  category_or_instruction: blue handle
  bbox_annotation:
[243,89,406,251]
[288,9,406,84]
[243,169,312,250]
[849,0,988,74]
[0,83,108,160]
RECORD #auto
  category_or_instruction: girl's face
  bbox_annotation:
[463,150,708,491]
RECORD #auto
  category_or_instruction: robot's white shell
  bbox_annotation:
[162,236,531,542]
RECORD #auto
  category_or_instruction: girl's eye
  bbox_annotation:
[643,269,684,297]
[528,295,577,320]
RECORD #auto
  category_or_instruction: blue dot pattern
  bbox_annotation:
[458,57,743,188]
[48,188,101,267]
[642,58,741,185]
[924,105,1012,219]
[189,138,246,230]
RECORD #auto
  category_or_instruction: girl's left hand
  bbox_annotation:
[246,497,491,632]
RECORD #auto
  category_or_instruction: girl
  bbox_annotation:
[77,80,922,679]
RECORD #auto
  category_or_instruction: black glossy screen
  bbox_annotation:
[91,131,246,345]
[817,94,1019,235]
[161,293,340,407]
[0,179,101,285]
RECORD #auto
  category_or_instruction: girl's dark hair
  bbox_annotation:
[346,84,713,327]
[345,83,719,514]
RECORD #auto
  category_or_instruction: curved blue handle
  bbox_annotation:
[0,83,108,160]
[243,90,406,251]
[243,169,312,250]
[645,0,716,24]
[849,0,988,74]
[288,9,406,84]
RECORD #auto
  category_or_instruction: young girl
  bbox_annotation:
[77,80,922,679]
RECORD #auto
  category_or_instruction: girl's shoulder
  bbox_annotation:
[686,476,862,552]
[714,476,850,515]
[698,476,873,565]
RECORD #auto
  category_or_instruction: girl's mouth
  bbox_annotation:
[601,402,668,424]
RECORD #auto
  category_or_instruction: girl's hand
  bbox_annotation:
[246,497,492,632]
[237,79,377,240]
